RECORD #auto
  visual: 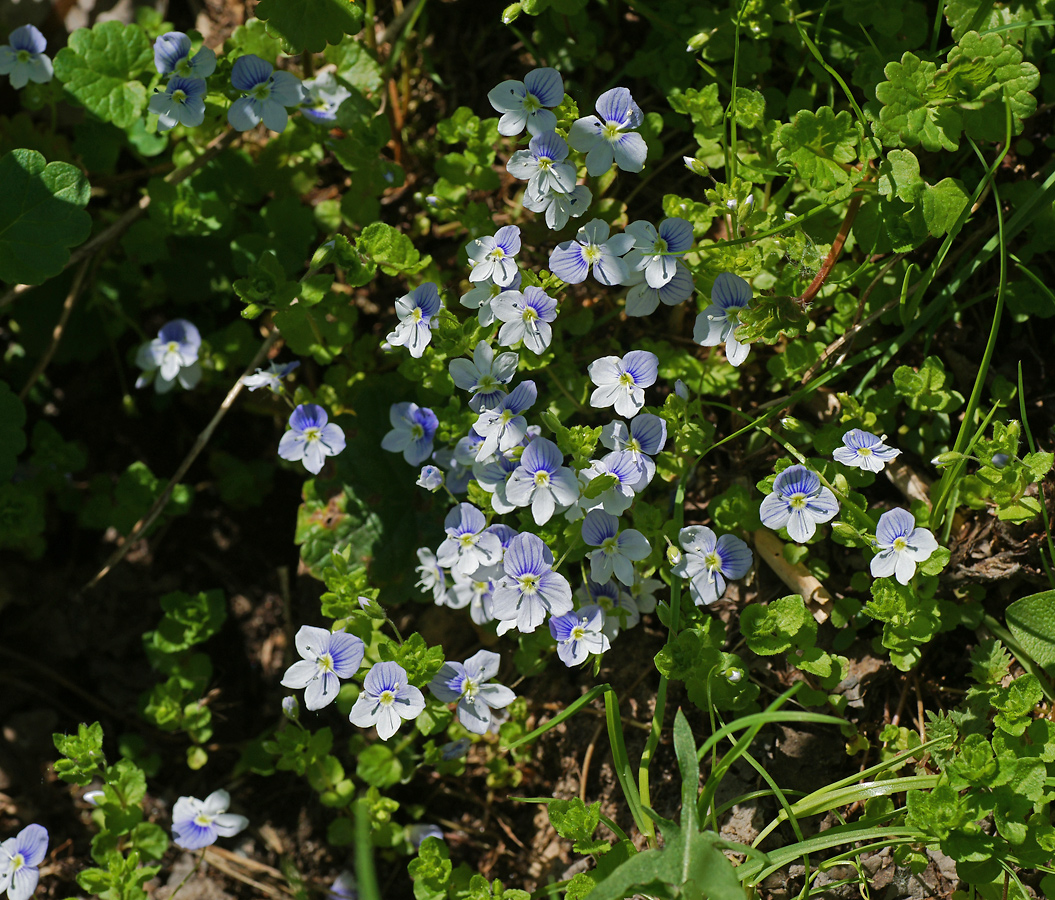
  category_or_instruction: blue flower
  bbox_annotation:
[467,226,521,287]
[548,219,634,286]
[524,183,593,232]
[492,286,559,356]
[348,661,425,740]
[549,605,610,666]
[149,75,207,132]
[588,350,659,418]
[491,533,572,635]
[429,649,516,734]
[472,380,538,460]
[568,87,647,176]
[153,32,216,78]
[0,824,47,900]
[0,25,52,89]
[449,340,518,412]
[450,565,498,624]
[581,510,651,586]
[244,359,300,393]
[416,465,444,491]
[870,509,938,584]
[301,71,350,123]
[436,502,503,577]
[694,273,752,367]
[280,625,364,710]
[382,402,439,465]
[506,131,577,196]
[460,272,521,327]
[579,450,646,517]
[505,437,580,525]
[624,262,694,317]
[759,465,839,543]
[577,579,647,639]
[833,429,901,473]
[278,404,346,475]
[327,871,358,900]
[228,54,308,133]
[672,525,753,607]
[487,67,564,136]
[599,413,667,490]
[387,282,441,358]
[135,319,202,393]
[172,791,248,850]
[440,738,472,761]
[622,218,694,289]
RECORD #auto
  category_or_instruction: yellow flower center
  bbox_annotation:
[788,493,808,509]
[379,689,396,706]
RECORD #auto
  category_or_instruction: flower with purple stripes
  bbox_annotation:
[172,791,248,850]
[588,350,658,418]
[244,359,300,393]
[436,503,502,577]
[472,380,538,460]
[622,218,694,289]
[0,824,47,900]
[507,131,576,196]
[624,261,695,317]
[467,226,521,287]
[387,282,441,358]
[833,429,901,473]
[549,605,610,666]
[672,525,753,607]
[382,402,439,466]
[694,272,752,367]
[154,32,216,78]
[871,509,938,584]
[524,183,593,232]
[460,272,521,327]
[579,450,646,517]
[759,465,839,543]
[429,650,515,734]
[0,25,52,89]
[450,566,499,625]
[278,404,346,475]
[600,414,666,490]
[228,54,307,133]
[415,547,448,605]
[548,219,634,286]
[581,510,651,586]
[492,286,559,355]
[506,437,580,525]
[301,71,350,123]
[578,580,645,639]
[449,341,518,412]
[492,533,572,634]
[487,67,564,136]
[349,661,425,740]
[568,87,647,176]
[149,75,207,132]
[280,625,365,710]
[135,318,202,393]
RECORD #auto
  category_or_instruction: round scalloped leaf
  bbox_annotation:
[253,0,364,53]
[0,149,91,286]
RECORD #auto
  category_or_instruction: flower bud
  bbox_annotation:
[501,2,522,24]
[282,696,299,721]
[416,464,444,491]
[930,451,964,467]
[683,156,708,176]
[666,544,683,567]
[725,667,744,684]
[675,379,689,400]
[991,452,1011,469]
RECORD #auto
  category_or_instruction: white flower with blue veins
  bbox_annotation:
[301,70,351,123]
[870,508,939,584]
[599,413,667,490]
[491,533,572,635]
[278,404,346,475]
[549,218,634,286]
[227,54,308,133]
[581,509,651,586]
[569,87,648,176]
[472,380,538,461]
[487,67,564,136]
[624,261,695,317]
[244,359,300,393]
[149,75,207,132]
[588,350,659,418]
[280,625,365,710]
[449,341,519,413]
[460,271,521,327]
[153,31,216,78]
[524,183,593,232]
[436,502,503,578]
[578,450,647,518]
[0,25,52,89]
[833,429,901,473]
[549,605,610,667]
[506,131,577,196]
[694,272,753,367]
[349,661,425,741]
[505,437,580,526]
[429,650,516,734]
[135,318,202,393]
[622,217,694,289]
[492,286,559,356]
[467,226,521,287]
[171,791,248,850]
[759,465,839,543]
[672,525,753,607]
[382,402,439,465]
[0,824,48,900]
[387,282,442,358]
[415,547,448,604]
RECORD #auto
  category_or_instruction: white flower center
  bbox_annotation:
[523,93,541,113]
[602,536,619,555]
[583,245,603,264]
[618,372,636,388]
[250,82,272,101]
[571,625,586,641]
[893,537,908,552]
[489,247,506,261]
[499,410,514,426]
[459,533,476,548]
[653,238,668,254]
[378,689,396,706]
[463,676,479,700]
[172,89,188,104]
[167,341,180,353]
[316,652,334,673]
[410,424,424,440]
[477,375,497,392]
[517,574,540,594]
[857,446,873,456]
[304,427,321,443]
[704,551,721,571]
[538,156,553,170]
[602,122,621,141]
[16,50,30,64]
[522,306,539,323]
[412,307,423,322]
[534,470,550,487]
[788,493,808,509]
[194,813,213,827]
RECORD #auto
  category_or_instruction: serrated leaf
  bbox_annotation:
[873,52,963,152]
[53,22,154,128]
[777,106,861,193]
[0,149,91,285]
[254,0,364,52]
[740,595,815,655]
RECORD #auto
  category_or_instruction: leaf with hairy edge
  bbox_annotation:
[873,53,963,152]
[53,22,154,128]
[253,0,364,52]
[777,106,861,194]
[0,149,91,286]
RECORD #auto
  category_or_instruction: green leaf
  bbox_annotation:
[408,837,452,900]
[53,22,154,128]
[1006,590,1055,673]
[379,632,445,688]
[253,0,363,52]
[53,721,106,784]
[905,781,967,840]
[740,594,815,655]
[777,106,861,193]
[357,221,428,275]
[877,149,925,203]
[0,149,91,285]
[547,799,611,855]
[873,52,963,152]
